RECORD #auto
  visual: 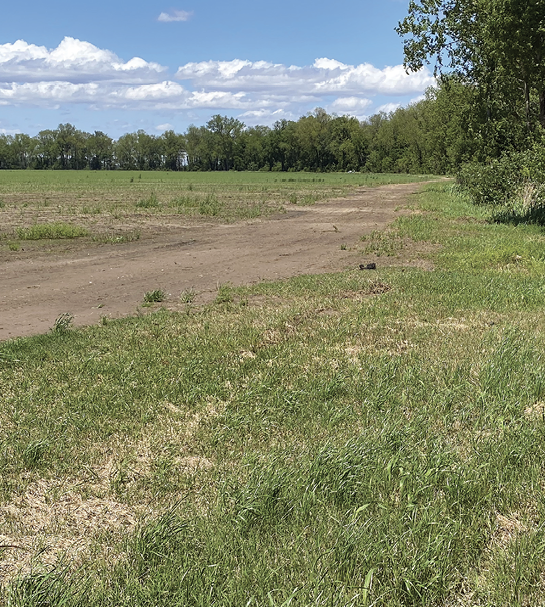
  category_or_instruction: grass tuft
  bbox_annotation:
[143,289,166,303]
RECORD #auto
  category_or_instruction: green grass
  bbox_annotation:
[3,182,545,605]
[143,289,166,303]
[15,222,89,240]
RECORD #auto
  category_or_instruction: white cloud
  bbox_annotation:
[158,10,193,22]
[155,123,174,131]
[0,37,435,124]
[375,102,402,114]
[328,96,372,114]
[0,37,166,84]
[176,57,434,96]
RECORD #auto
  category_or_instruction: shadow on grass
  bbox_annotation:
[492,205,545,227]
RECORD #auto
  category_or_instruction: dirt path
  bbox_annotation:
[0,182,424,341]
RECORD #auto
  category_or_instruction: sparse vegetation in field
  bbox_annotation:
[136,192,160,208]
[91,231,140,244]
[360,228,405,256]
[0,172,432,257]
[16,222,89,240]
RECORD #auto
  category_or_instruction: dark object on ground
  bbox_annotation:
[359,263,377,270]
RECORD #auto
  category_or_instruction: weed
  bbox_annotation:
[144,289,166,303]
[52,312,74,332]
[8,242,19,251]
[340,243,347,250]
[289,193,298,204]
[136,193,159,208]
[180,288,196,303]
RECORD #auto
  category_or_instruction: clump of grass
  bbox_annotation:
[52,312,74,333]
[199,193,223,216]
[289,193,298,204]
[7,242,19,251]
[180,288,196,303]
[143,289,166,303]
[215,283,233,303]
[136,193,160,208]
[16,223,89,240]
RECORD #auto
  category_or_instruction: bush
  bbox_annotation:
[457,141,545,223]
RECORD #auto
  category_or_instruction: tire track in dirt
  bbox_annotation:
[0,182,424,341]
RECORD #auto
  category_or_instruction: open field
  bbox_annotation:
[0,171,434,260]
[3,180,545,605]
[0,175,435,341]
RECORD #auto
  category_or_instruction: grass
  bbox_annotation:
[15,222,89,240]
[143,289,166,303]
[91,231,140,244]
[3,182,545,605]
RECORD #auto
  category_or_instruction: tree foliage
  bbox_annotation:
[396,0,545,133]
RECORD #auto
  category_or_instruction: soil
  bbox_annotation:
[0,182,429,342]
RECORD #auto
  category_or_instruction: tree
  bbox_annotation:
[396,0,545,135]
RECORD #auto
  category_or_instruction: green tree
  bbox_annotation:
[396,0,545,136]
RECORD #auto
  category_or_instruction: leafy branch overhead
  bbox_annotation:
[396,0,545,131]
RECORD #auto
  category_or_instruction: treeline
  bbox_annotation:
[0,80,498,175]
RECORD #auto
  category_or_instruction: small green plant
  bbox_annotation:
[136,193,159,208]
[8,242,19,251]
[17,223,89,240]
[340,243,347,250]
[0,200,5,208]
[216,283,233,304]
[180,288,196,303]
[289,193,298,204]
[52,312,74,333]
[144,289,166,303]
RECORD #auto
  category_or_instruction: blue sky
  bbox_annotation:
[0,0,434,138]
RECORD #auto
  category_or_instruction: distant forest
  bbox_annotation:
[0,76,537,176]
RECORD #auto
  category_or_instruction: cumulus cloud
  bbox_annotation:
[0,37,435,122]
[175,57,434,96]
[158,10,193,22]
[0,37,166,84]
[375,102,402,114]
[328,96,373,114]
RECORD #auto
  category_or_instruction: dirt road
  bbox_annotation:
[0,182,423,341]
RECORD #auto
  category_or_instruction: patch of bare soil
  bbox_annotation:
[0,182,431,341]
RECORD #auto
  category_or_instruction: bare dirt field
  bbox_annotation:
[0,182,428,341]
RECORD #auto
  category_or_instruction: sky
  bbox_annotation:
[0,0,435,139]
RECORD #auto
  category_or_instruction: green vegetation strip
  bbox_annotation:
[2,183,545,605]
[16,222,89,240]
